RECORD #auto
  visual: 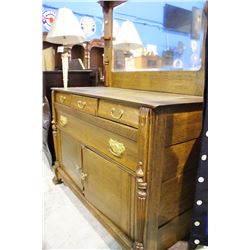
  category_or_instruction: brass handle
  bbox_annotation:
[81,172,88,181]
[59,96,66,103]
[111,107,124,120]
[59,115,68,127]
[109,138,126,157]
[77,100,86,109]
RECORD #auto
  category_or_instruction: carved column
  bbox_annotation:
[134,107,151,250]
[134,162,147,250]
[51,91,62,184]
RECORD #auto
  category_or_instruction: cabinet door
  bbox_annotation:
[82,147,133,235]
[60,131,83,190]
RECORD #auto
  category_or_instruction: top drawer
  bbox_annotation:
[98,100,139,128]
[55,92,71,106]
[71,95,98,115]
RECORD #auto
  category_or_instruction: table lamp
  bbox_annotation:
[113,20,143,51]
[113,20,143,70]
[46,8,85,88]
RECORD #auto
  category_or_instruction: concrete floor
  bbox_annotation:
[43,152,207,249]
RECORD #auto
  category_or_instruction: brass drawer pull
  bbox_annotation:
[81,172,88,181]
[59,96,66,103]
[109,138,126,157]
[77,100,86,109]
[59,115,68,127]
[111,107,124,120]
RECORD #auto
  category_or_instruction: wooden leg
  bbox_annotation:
[52,175,63,185]
[52,161,63,185]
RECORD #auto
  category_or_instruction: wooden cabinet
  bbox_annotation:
[51,87,203,249]
[47,1,207,248]
[82,147,134,236]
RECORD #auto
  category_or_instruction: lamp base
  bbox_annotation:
[61,49,70,89]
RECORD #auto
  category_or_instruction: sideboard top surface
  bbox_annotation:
[52,87,203,108]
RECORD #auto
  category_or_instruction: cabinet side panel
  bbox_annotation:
[157,209,192,250]
[165,110,202,146]
[162,138,201,182]
[145,108,202,249]
[158,168,197,226]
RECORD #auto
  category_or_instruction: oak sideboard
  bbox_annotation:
[51,86,203,249]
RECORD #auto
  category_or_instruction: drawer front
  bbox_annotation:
[56,110,138,172]
[71,94,97,115]
[98,100,139,128]
[60,131,83,190]
[55,92,71,106]
[82,147,133,235]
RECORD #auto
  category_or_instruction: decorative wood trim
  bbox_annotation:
[134,162,147,250]
[51,91,63,184]
[134,107,151,249]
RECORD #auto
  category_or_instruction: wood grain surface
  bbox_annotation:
[52,88,203,250]
[52,87,203,108]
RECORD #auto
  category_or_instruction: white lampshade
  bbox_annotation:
[46,8,84,45]
[113,20,143,50]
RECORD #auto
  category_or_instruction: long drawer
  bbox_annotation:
[56,109,138,172]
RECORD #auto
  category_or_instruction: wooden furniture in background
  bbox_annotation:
[51,87,203,249]
[43,32,86,70]
[84,39,104,85]
[134,54,162,69]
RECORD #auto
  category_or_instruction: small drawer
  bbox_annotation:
[71,95,97,115]
[55,92,71,106]
[98,100,139,128]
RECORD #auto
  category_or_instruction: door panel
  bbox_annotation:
[82,147,133,235]
[60,131,83,190]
